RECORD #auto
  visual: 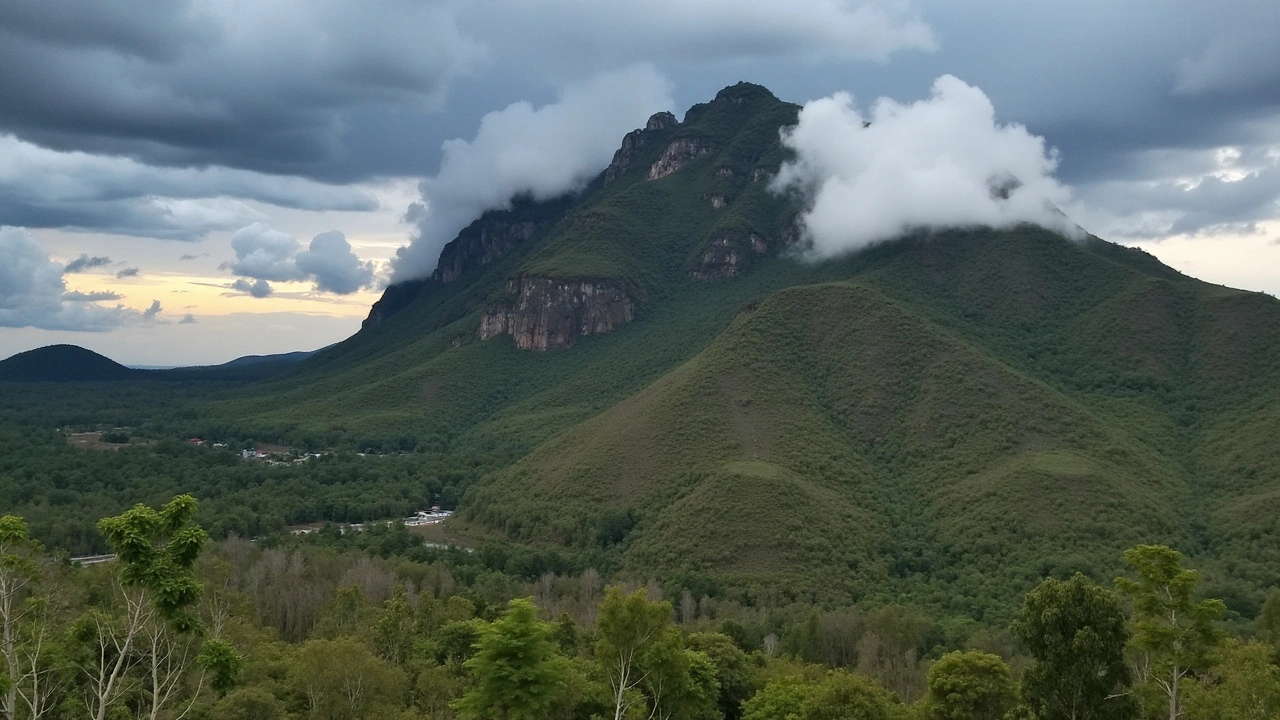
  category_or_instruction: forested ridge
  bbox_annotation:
[1,496,1278,720]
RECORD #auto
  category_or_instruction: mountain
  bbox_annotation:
[209,349,319,369]
[0,344,138,382]
[187,83,1280,618]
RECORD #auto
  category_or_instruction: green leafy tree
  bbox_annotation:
[1256,590,1280,649]
[1115,545,1226,720]
[743,671,897,720]
[743,676,812,720]
[289,636,405,720]
[639,627,720,720]
[688,632,753,720]
[921,650,1016,720]
[802,670,895,720]
[597,587,673,720]
[97,494,208,633]
[209,686,284,720]
[372,584,416,665]
[1011,573,1138,720]
[81,495,214,720]
[1182,640,1280,720]
[454,597,567,720]
[198,638,245,696]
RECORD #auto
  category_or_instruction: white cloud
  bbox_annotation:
[227,224,305,282]
[296,231,375,294]
[226,224,376,295]
[772,75,1077,258]
[0,226,136,331]
[391,65,675,281]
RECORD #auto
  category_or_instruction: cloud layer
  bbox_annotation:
[772,75,1077,257]
[0,135,377,240]
[226,223,375,296]
[0,0,484,176]
[390,65,674,281]
[0,226,146,331]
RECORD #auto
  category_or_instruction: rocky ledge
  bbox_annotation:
[603,112,679,185]
[692,232,769,279]
[478,277,635,350]
[435,217,544,284]
[647,137,714,181]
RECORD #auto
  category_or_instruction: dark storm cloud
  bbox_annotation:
[63,290,123,302]
[0,135,377,239]
[230,278,274,299]
[64,254,112,273]
[0,0,484,177]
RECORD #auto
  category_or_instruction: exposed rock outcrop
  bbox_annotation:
[479,277,635,350]
[781,213,805,247]
[434,218,541,284]
[604,112,679,185]
[692,232,768,279]
[647,137,714,180]
[362,278,428,329]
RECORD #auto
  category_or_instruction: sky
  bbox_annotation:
[2,0,1279,366]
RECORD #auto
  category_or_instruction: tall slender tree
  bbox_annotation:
[597,587,674,720]
[0,516,40,720]
[1116,545,1226,720]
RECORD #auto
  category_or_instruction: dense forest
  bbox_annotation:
[1,495,1278,720]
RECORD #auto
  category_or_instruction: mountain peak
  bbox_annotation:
[713,81,778,104]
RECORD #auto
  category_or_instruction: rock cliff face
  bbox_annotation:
[647,137,714,180]
[604,112,679,185]
[479,277,635,350]
[434,218,541,284]
[362,278,428,329]
[692,232,769,279]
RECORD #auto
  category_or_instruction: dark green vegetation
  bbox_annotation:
[0,344,137,382]
[3,498,1279,719]
[0,344,316,383]
[3,82,1280,631]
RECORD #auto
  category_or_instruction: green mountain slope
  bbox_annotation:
[0,344,138,382]
[179,84,1280,618]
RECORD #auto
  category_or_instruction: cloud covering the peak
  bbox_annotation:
[389,65,675,282]
[772,75,1077,257]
